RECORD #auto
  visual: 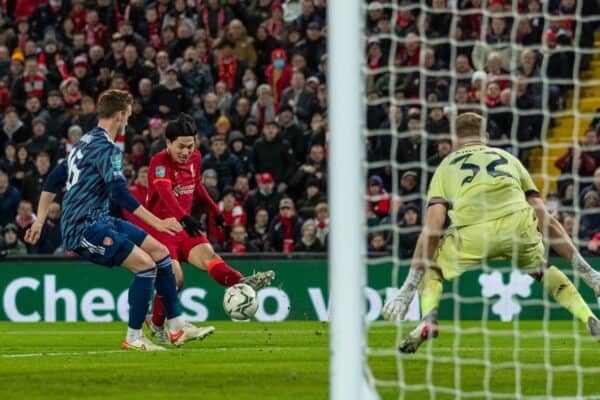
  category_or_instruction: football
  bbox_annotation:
[223,283,259,320]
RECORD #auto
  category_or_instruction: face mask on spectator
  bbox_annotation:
[273,59,285,69]
[244,80,257,90]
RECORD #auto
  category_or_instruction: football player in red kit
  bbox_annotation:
[142,114,275,343]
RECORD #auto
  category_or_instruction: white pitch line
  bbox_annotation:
[0,329,327,335]
[1,350,124,358]
[0,346,325,358]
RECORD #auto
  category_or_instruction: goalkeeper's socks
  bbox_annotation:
[419,268,443,317]
[154,255,181,320]
[207,258,243,286]
[572,253,600,292]
[543,265,594,323]
[128,267,157,330]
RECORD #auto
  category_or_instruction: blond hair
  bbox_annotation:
[455,112,485,139]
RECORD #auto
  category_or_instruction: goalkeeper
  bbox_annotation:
[382,112,600,353]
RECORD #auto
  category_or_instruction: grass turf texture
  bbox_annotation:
[0,321,597,399]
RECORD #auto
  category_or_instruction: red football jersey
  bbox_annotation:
[147,149,219,220]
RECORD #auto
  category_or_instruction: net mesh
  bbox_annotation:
[364,0,600,398]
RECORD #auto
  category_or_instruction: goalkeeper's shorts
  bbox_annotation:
[435,207,545,280]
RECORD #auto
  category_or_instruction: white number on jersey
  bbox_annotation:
[66,149,83,190]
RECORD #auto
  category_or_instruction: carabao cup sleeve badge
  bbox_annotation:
[156,165,166,178]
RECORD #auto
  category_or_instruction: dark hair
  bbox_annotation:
[97,89,133,119]
[165,113,198,141]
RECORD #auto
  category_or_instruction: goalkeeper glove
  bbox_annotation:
[214,214,225,228]
[180,215,203,237]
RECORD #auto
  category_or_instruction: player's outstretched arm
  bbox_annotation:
[25,162,67,244]
[382,203,447,321]
[528,196,577,260]
[527,195,600,294]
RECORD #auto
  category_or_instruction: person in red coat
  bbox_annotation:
[367,175,390,220]
[265,48,293,112]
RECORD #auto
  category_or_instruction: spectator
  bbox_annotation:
[579,167,600,207]
[296,178,327,220]
[265,48,293,110]
[233,174,251,206]
[278,104,307,164]
[0,143,17,178]
[579,191,600,241]
[246,172,283,226]
[289,143,327,197]
[31,202,62,254]
[1,108,30,148]
[25,118,61,162]
[215,81,233,116]
[251,84,276,126]
[280,69,318,124]
[398,205,420,259]
[72,56,98,98]
[252,120,296,191]
[427,138,453,168]
[21,151,52,210]
[225,223,260,253]
[555,143,597,182]
[219,187,248,227]
[46,90,70,140]
[243,117,262,146]
[254,25,280,79]
[21,96,50,130]
[294,219,325,252]
[14,146,34,188]
[368,231,388,252]
[201,168,220,203]
[195,92,221,139]
[1,223,27,256]
[230,96,252,131]
[201,135,244,191]
[214,40,246,94]
[115,44,151,97]
[367,175,390,220]
[399,170,421,211]
[178,46,213,100]
[247,207,271,252]
[0,170,20,226]
[267,197,303,252]
[14,199,35,240]
[227,19,257,69]
[313,201,329,245]
[150,65,188,119]
[11,56,48,112]
[229,130,254,177]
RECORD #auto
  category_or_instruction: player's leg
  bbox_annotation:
[77,222,164,351]
[115,219,215,345]
[185,237,275,290]
[398,225,485,353]
[514,209,600,341]
[531,264,600,340]
[148,259,183,344]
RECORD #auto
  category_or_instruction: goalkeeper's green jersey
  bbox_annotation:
[427,144,538,227]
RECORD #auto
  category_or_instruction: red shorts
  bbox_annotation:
[149,228,209,261]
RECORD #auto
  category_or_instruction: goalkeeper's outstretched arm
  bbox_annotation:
[527,195,600,294]
[382,203,447,321]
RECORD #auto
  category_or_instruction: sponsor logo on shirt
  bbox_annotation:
[173,184,195,196]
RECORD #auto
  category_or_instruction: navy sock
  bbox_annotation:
[154,255,181,319]
[128,267,157,329]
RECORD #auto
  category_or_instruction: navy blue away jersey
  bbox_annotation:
[61,127,124,250]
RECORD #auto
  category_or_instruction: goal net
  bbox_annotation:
[361,0,600,398]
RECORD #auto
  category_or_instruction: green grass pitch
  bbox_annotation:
[0,321,598,399]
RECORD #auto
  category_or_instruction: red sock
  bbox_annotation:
[207,259,243,287]
[151,293,166,327]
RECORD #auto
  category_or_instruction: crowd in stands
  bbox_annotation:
[0,0,599,259]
